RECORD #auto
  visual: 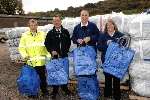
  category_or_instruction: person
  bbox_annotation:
[71,9,99,49]
[97,19,124,100]
[18,19,50,98]
[44,15,71,99]
[71,9,100,99]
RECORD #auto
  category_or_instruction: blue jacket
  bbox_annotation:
[71,21,99,48]
[97,31,124,63]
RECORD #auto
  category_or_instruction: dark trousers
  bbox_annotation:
[104,72,120,100]
[34,66,48,94]
[51,84,69,94]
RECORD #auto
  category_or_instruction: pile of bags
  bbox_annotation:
[6,27,28,61]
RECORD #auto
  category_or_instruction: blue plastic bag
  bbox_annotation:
[46,57,69,85]
[17,65,40,96]
[72,46,97,76]
[77,75,100,100]
[103,42,135,80]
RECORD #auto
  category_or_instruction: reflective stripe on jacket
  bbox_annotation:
[19,31,51,67]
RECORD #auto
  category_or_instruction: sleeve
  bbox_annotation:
[71,26,78,44]
[18,34,28,58]
[97,33,108,52]
[44,31,54,54]
[66,30,71,52]
[90,24,100,42]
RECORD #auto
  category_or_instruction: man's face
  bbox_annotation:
[29,22,37,32]
[80,10,89,23]
[53,17,62,29]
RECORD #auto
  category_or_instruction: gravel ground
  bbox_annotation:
[0,42,130,100]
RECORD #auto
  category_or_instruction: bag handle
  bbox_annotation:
[117,34,131,48]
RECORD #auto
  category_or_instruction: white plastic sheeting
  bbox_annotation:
[7,38,20,47]
[129,14,150,38]
[6,27,28,39]
[62,17,80,35]
[130,61,150,80]
[129,14,150,97]
[131,78,150,97]
[8,47,19,55]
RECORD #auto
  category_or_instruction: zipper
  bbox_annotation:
[59,33,62,55]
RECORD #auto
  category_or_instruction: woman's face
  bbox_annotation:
[107,22,115,33]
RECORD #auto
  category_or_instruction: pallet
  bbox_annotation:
[69,80,129,91]
[129,95,150,100]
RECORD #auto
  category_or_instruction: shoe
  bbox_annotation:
[42,91,50,97]
[63,90,73,96]
[104,96,113,100]
[51,94,56,100]
[28,95,38,98]
[50,92,57,100]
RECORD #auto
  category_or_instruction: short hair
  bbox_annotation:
[28,19,38,26]
[104,19,118,33]
[80,9,89,16]
[53,14,62,20]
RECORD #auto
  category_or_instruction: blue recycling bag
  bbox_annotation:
[103,42,135,80]
[72,46,97,76]
[77,75,100,100]
[46,57,69,85]
[17,65,40,96]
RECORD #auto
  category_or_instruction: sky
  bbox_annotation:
[22,0,103,13]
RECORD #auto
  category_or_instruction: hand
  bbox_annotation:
[77,39,84,44]
[24,56,30,61]
[51,51,58,56]
[83,37,90,43]
[107,40,112,45]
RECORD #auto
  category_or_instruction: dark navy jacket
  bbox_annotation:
[71,21,99,48]
[97,31,124,63]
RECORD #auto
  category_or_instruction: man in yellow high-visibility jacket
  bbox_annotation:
[19,19,50,97]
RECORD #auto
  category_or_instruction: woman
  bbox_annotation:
[97,19,124,100]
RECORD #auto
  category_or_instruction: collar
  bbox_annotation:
[109,31,115,37]
[81,22,88,27]
[30,31,38,37]
[53,26,62,33]
[55,28,61,33]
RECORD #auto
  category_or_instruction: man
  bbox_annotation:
[71,9,100,100]
[71,9,99,49]
[44,15,71,99]
[18,19,50,97]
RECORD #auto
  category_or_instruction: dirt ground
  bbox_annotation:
[0,42,131,100]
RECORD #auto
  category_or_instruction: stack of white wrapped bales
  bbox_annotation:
[129,14,150,97]
[6,27,28,61]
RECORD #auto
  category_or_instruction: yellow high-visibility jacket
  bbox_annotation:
[18,31,51,67]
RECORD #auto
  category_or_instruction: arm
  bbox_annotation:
[44,31,54,54]
[18,34,28,59]
[90,24,99,42]
[97,33,108,52]
[66,30,71,53]
[71,26,78,44]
